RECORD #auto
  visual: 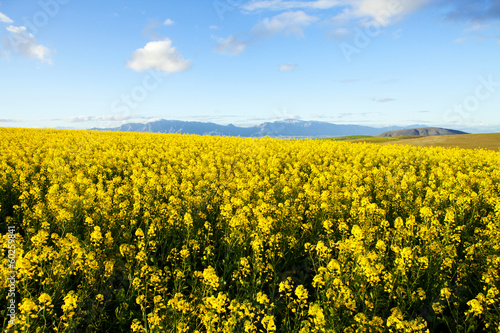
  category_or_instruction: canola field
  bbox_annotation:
[1,128,499,332]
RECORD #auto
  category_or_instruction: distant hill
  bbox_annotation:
[379,133,500,151]
[377,127,468,138]
[93,119,426,138]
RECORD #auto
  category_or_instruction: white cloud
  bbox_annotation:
[454,37,466,43]
[6,25,24,34]
[209,25,220,30]
[254,11,319,37]
[454,22,500,44]
[213,11,317,55]
[4,25,52,64]
[334,27,349,35]
[0,11,13,23]
[163,18,175,26]
[127,39,192,73]
[339,0,432,26]
[327,27,350,39]
[246,0,432,27]
[68,115,143,122]
[243,0,340,11]
[213,35,247,55]
[465,23,489,32]
[280,64,297,71]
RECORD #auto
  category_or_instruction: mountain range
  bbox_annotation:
[93,119,440,138]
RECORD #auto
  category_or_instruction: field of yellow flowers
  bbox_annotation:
[1,127,499,332]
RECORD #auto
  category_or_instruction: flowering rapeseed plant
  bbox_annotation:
[0,128,499,332]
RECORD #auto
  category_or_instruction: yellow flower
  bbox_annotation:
[375,240,386,252]
[131,319,144,333]
[168,293,192,314]
[90,226,103,244]
[204,292,228,314]
[136,295,146,306]
[38,293,52,304]
[200,266,219,290]
[19,298,38,314]
[440,288,452,300]
[308,303,325,327]
[261,315,276,332]
[432,302,445,314]
[180,246,190,260]
[295,285,308,302]
[256,292,270,305]
[315,241,331,258]
[351,225,364,239]
[135,228,144,238]
[466,298,484,317]
[61,291,78,316]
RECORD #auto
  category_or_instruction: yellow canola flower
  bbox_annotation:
[308,303,326,327]
[261,315,277,332]
[295,285,308,302]
[38,293,52,304]
[204,292,229,314]
[61,291,78,313]
[256,292,270,305]
[90,226,103,244]
[197,265,220,290]
[2,128,500,332]
[19,298,38,314]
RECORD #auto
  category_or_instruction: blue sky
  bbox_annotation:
[0,0,499,132]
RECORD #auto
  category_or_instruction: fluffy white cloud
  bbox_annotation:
[255,11,319,37]
[127,39,192,73]
[279,64,297,71]
[4,25,52,64]
[0,11,13,23]
[163,18,175,26]
[213,35,247,55]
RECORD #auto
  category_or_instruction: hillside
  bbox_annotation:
[377,127,467,137]
[380,133,500,151]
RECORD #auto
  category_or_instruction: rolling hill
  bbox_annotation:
[380,133,500,151]
[377,127,468,137]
